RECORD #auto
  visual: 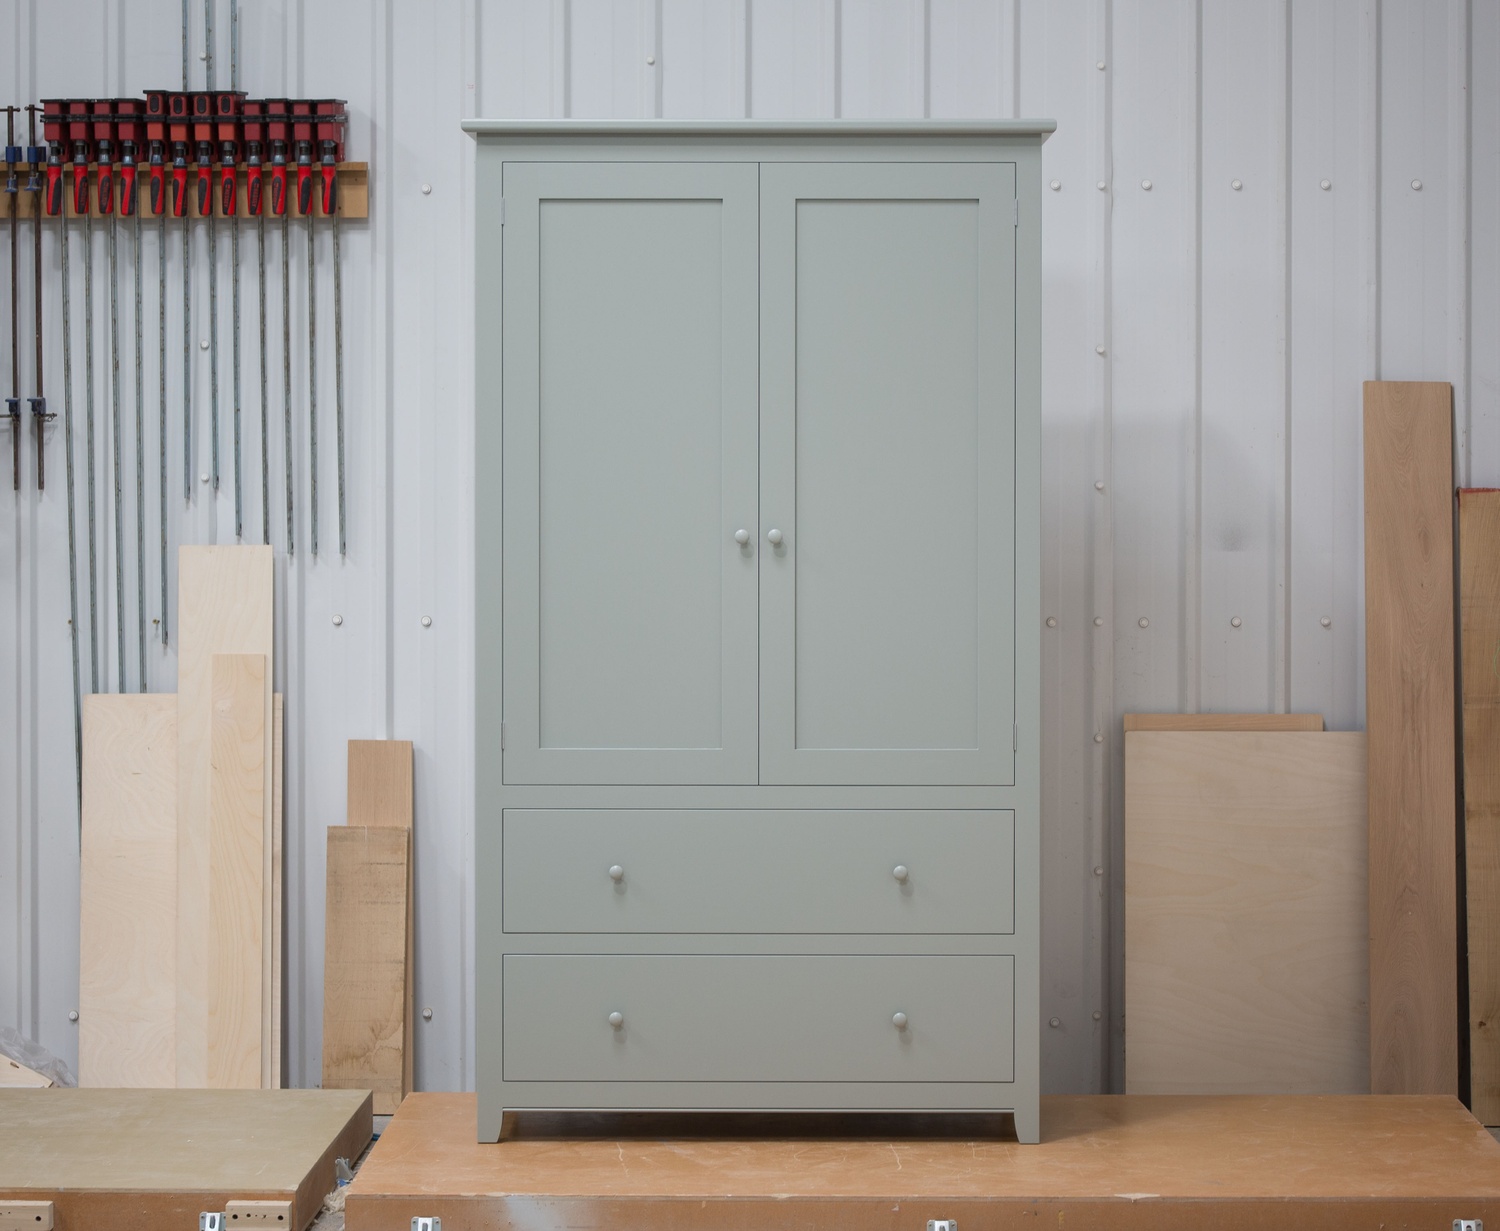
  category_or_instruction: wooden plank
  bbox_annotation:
[208,655,266,1090]
[347,739,414,1097]
[0,1089,371,1231]
[0,1058,52,1088]
[1461,489,1500,1124]
[1124,731,1368,1094]
[1363,381,1460,1097]
[322,826,410,1115]
[344,1092,1500,1231]
[1122,713,1325,733]
[271,696,283,1089]
[177,546,273,1089]
[78,694,178,1088]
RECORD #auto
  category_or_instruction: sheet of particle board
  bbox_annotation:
[344,1092,1500,1231]
[1122,713,1324,732]
[78,694,178,1088]
[208,654,266,1089]
[271,695,283,1089]
[176,545,273,1088]
[1124,731,1369,1095]
[1462,489,1500,1124]
[0,1088,371,1231]
[1363,381,1459,1096]
[323,826,410,1115]
[347,739,415,1098]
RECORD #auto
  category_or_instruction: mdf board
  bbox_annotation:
[758,161,1017,788]
[79,694,178,1088]
[176,545,273,1088]
[1122,713,1324,732]
[323,825,409,1114]
[1124,731,1369,1095]
[1461,488,1500,1125]
[1363,380,1460,1096]
[0,1088,371,1231]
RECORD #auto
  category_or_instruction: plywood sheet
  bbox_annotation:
[1122,712,1324,732]
[1461,489,1500,1125]
[1363,381,1460,1096]
[0,1058,52,1087]
[1124,731,1368,1095]
[176,546,273,1088]
[344,1092,1500,1231]
[208,655,266,1089]
[78,694,178,1088]
[323,826,410,1115]
[0,1088,371,1231]
[271,695,283,1089]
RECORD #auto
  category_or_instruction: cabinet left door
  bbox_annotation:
[497,162,760,785]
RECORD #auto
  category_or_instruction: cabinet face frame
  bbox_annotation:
[471,123,1046,1141]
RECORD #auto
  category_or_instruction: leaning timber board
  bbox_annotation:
[323,826,410,1114]
[344,1092,1500,1231]
[1363,380,1459,1096]
[1122,713,1324,732]
[1462,488,1500,1124]
[79,694,178,1088]
[1124,731,1368,1094]
[0,1089,371,1231]
[272,695,284,1088]
[176,545,272,1088]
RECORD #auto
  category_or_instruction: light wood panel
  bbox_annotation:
[78,695,178,1088]
[1122,713,1325,733]
[271,696,283,1090]
[1124,731,1368,1095]
[0,1058,51,1087]
[1461,489,1500,1124]
[1363,381,1459,1096]
[176,546,273,1088]
[322,826,410,1114]
[208,655,267,1090]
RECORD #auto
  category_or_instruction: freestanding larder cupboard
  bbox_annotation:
[467,119,1050,1143]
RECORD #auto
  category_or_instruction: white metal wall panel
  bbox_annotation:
[2,0,1492,1098]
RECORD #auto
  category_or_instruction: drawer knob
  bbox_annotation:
[892,864,909,883]
[892,1012,909,1030]
[766,528,784,546]
[734,528,750,545]
[608,1011,624,1029]
[609,865,625,882]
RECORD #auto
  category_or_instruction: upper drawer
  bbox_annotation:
[502,809,1014,934]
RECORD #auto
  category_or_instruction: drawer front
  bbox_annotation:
[502,953,1014,1083]
[502,809,1014,934]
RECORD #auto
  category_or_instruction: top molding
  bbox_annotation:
[461,118,1055,140]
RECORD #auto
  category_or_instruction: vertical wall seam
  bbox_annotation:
[1100,0,1118,1095]
[1280,0,1293,711]
[741,0,751,117]
[921,0,930,119]
[832,0,841,119]
[1188,0,1202,714]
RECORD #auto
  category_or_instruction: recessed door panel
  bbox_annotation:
[760,163,1017,785]
[501,163,759,784]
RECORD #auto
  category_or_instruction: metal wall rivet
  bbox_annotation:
[1046,616,1057,628]
[1094,616,1103,627]
[422,1007,434,1021]
[646,54,656,65]
[200,338,209,350]
[1049,1017,1061,1028]
[1320,179,1332,191]
[1095,345,1106,356]
[1411,179,1422,190]
[1093,733,1103,744]
[421,615,433,628]
[332,614,344,627]
[1138,617,1149,628]
[1050,179,1061,191]
[199,51,207,61]
[200,472,210,484]
[1093,866,1104,876]
[1096,60,1106,70]
[1096,180,1107,191]
[1093,1010,1103,1021]
[68,1010,79,1022]
[1321,616,1332,628]
[421,183,432,195]
[1231,179,1243,191]
[1095,480,1105,491]
[1141,179,1152,191]
[1230,616,1242,628]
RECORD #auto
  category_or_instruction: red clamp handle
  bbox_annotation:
[119,164,136,216]
[149,164,165,216]
[44,164,62,216]
[72,164,89,216]
[320,163,337,216]
[97,165,114,215]
[270,164,287,217]
[195,164,211,216]
[219,164,236,217]
[247,168,262,216]
[171,164,188,217]
[296,163,313,216]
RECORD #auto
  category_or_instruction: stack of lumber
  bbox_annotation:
[322,740,414,1114]
[1124,716,1369,1094]
[78,546,283,1089]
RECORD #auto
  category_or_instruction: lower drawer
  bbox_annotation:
[502,953,1014,1084]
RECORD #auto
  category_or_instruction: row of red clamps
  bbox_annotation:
[39,96,346,221]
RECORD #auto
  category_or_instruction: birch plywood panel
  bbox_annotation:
[79,695,178,1089]
[208,655,266,1090]
[1363,381,1459,1097]
[272,696,283,1090]
[1461,489,1500,1125]
[1125,731,1368,1094]
[176,547,273,1088]
[1122,713,1324,733]
[323,826,410,1114]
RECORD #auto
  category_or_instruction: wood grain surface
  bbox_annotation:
[342,1092,1500,1231]
[322,826,410,1114]
[1363,381,1459,1096]
[1122,712,1324,732]
[1462,488,1500,1124]
[1124,731,1369,1094]
[79,694,178,1088]
[0,1088,371,1231]
[0,1058,52,1087]
[176,546,273,1088]
[271,695,283,1089]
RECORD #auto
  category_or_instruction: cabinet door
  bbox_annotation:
[759,163,1017,786]
[501,163,759,784]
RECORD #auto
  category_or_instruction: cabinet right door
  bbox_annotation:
[759,162,1017,786]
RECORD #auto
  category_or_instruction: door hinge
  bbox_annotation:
[501,722,506,750]
[499,198,506,225]
[1013,198,1019,227]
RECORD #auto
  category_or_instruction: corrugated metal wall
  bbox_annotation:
[0,0,1489,1096]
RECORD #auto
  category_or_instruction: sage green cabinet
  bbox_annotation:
[470,119,1049,1145]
